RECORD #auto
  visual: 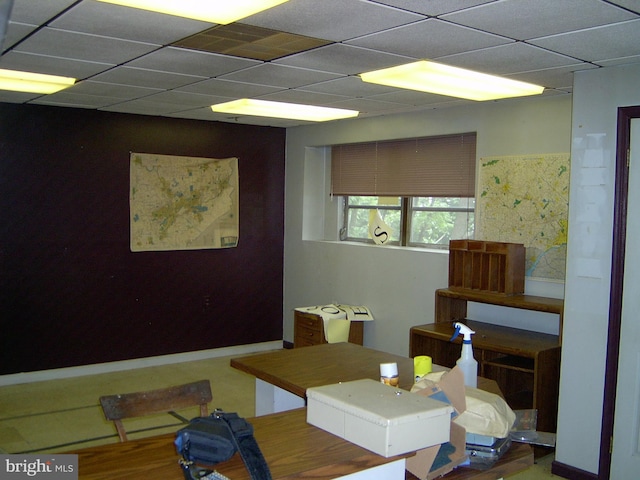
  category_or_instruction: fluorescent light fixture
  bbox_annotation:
[360,60,544,101]
[211,99,359,122]
[0,69,76,94]
[97,0,290,24]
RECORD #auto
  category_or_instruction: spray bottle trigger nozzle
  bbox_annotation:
[450,324,461,342]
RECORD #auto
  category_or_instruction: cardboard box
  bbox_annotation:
[306,378,453,458]
[406,367,469,480]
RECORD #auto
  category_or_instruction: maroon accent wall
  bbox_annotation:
[0,103,285,375]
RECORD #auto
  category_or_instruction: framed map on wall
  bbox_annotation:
[476,153,570,281]
[130,153,239,252]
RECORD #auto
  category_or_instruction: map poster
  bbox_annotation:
[477,153,570,280]
[130,153,239,252]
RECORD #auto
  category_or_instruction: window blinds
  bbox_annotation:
[331,132,476,197]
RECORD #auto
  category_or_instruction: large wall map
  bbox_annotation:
[477,153,570,280]
[130,153,239,251]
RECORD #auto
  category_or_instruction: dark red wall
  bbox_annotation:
[0,103,285,375]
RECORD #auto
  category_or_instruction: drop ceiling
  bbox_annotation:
[1,0,639,127]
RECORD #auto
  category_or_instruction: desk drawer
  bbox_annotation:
[295,324,323,346]
[295,312,322,331]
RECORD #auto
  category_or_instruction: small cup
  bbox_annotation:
[380,362,399,387]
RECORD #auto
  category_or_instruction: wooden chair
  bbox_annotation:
[99,379,212,442]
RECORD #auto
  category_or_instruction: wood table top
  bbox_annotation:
[74,408,409,480]
[230,342,499,397]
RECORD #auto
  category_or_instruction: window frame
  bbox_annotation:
[341,195,475,248]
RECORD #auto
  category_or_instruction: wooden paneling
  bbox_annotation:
[0,103,286,374]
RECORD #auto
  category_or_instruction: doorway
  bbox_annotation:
[600,106,640,479]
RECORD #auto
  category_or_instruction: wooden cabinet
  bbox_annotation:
[410,288,563,433]
[294,310,364,348]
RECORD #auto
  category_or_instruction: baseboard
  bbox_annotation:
[551,460,599,479]
[0,340,283,386]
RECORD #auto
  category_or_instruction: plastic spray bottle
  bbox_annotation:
[450,322,478,387]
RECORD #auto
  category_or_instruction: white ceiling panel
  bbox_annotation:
[371,0,495,16]
[300,76,397,96]
[0,51,112,78]
[219,63,343,88]
[242,0,424,41]
[125,47,261,77]
[441,0,638,40]
[1,0,640,126]
[48,1,212,44]
[89,67,205,90]
[273,44,413,75]
[346,18,512,58]
[438,42,583,75]
[66,80,162,99]
[14,27,159,65]
[177,78,284,98]
[8,0,78,25]
[530,19,640,64]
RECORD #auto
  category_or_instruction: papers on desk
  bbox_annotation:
[294,304,374,343]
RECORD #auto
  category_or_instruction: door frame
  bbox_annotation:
[599,105,640,479]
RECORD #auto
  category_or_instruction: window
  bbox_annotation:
[332,133,476,248]
[342,196,474,247]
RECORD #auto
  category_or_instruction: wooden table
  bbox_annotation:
[231,342,495,415]
[231,343,534,480]
[74,408,410,479]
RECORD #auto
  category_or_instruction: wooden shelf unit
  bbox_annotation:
[448,240,525,295]
[412,240,564,433]
[294,310,364,348]
[410,288,563,433]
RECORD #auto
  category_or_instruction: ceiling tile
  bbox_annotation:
[14,27,159,64]
[32,91,123,108]
[3,22,37,50]
[140,90,230,108]
[173,23,332,61]
[371,0,495,16]
[505,63,599,89]
[242,0,424,42]
[530,19,640,64]
[176,78,284,98]
[437,42,581,75]
[300,76,396,97]
[49,1,212,44]
[8,0,78,25]
[346,18,512,58]
[125,47,261,77]
[67,80,162,99]
[0,51,113,78]
[273,44,413,75]
[257,88,349,105]
[89,67,205,90]
[99,98,193,116]
[441,0,638,40]
[218,63,343,88]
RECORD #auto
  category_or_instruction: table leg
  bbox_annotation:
[255,378,305,416]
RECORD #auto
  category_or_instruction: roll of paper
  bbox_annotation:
[414,355,432,382]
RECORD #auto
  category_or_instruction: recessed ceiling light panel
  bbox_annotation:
[211,99,359,122]
[97,0,290,24]
[0,69,76,94]
[360,61,544,101]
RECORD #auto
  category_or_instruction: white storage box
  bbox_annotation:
[306,379,453,457]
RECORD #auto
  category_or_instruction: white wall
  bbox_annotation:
[284,94,571,358]
[556,63,640,475]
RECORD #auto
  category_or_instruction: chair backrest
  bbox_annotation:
[99,379,212,442]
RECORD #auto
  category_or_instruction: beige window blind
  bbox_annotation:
[331,132,476,197]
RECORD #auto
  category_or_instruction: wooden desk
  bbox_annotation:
[231,342,494,415]
[231,343,534,480]
[74,408,409,480]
